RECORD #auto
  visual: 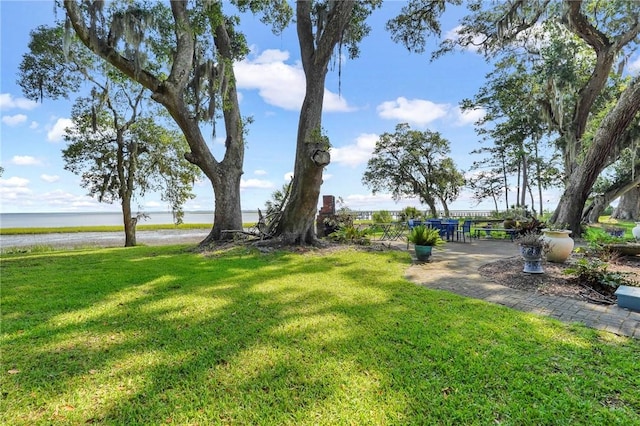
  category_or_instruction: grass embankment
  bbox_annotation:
[2,245,639,424]
[0,223,255,236]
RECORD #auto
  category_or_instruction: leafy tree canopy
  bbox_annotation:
[362,123,464,216]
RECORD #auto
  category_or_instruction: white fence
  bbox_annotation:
[352,210,495,220]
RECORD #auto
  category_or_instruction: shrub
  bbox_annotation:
[514,218,545,236]
[328,225,371,245]
[372,210,393,224]
[563,258,637,289]
[407,225,445,246]
[323,204,356,236]
[583,227,624,249]
[399,206,422,221]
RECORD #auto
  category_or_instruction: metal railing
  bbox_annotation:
[352,210,496,221]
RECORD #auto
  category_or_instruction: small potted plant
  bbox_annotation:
[407,225,445,261]
[515,231,547,274]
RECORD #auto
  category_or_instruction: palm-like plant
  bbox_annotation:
[407,225,445,246]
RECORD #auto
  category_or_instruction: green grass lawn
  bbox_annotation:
[2,245,639,425]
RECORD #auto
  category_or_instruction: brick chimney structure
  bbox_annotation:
[316,195,336,237]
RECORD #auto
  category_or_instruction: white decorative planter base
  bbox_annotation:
[521,245,544,274]
[523,259,544,274]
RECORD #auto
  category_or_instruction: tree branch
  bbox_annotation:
[563,0,610,51]
[63,0,161,94]
[168,1,195,89]
[315,1,355,66]
[296,1,315,74]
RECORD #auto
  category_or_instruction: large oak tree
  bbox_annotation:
[275,0,462,243]
[390,0,640,235]
[63,99,199,246]
[62,0,253,245]
[19,24,199,247]
[474,1,639,235]
[272,0,361,244]
[362,123,464,217]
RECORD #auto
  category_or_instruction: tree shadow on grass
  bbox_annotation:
[2,245,640,424]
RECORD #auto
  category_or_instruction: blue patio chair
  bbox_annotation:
[442,219,458,241]
[407,219,422,230]
[425,219,441,229]
[455,220,472,242]
[425,219,448,239]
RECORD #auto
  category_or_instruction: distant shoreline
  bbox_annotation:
[0,211,259,229]
[0,229,210,250]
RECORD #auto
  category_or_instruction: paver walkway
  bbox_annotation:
[397,239,640,339]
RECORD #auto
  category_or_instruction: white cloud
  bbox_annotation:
[629,56,640,75]
[39,189,98,209]
[323,173,332,180]
[212,136,226,145]
[40,174,60,183]
[330,133,378,168]
[2,114,27,126]
[455,106,486,126]
[284,172,294,182]
[377,97,449,127]
[145,201,163,208]
[11,155,42,166]
[0,176,32,200]
[0,93,38,111]
[0,176,30,187]
[324,91,353,112]
[444,25,485,53]
[254,169,268,176]
[235,49,354,112]
[29,121,39,129]
[241,178,274,189]
[47,118,73,142]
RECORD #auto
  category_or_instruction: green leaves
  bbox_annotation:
[18,24,86,101]
[407,225,444,246]
[362,123,463,214]
[386,0,456,54]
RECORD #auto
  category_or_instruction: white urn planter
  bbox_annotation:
[633,222,640,241]
[542,229,574,263]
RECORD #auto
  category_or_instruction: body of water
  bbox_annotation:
[0,211,261,229]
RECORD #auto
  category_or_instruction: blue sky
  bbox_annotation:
[0,1,582,215]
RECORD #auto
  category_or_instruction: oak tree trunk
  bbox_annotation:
[122,195,136,247]
[611,186,640,220]
[552,77,640,235]
[549,2,640,232]
[274,1,355,244]
[274,74,327,244]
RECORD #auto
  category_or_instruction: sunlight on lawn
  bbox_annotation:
[2,245,639,425]
[141,293,231,322]
[47,275,179,327]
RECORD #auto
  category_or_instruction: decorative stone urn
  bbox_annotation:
[520,245,544,274]
[633,222,640,241]
[542,229,574,263]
